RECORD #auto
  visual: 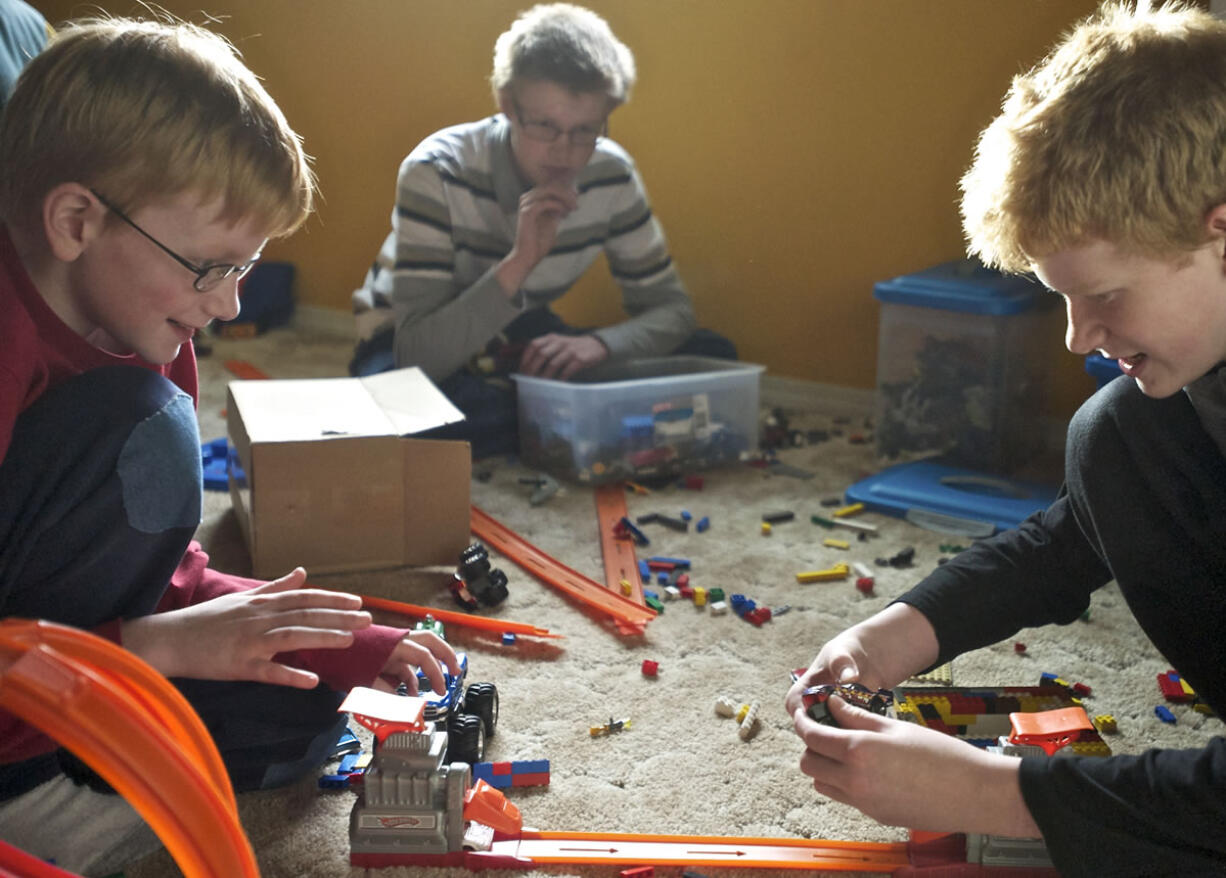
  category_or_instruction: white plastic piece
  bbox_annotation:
[738,701,761,740]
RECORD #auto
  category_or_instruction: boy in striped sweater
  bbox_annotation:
[350,3,734,457]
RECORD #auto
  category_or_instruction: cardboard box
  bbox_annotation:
[226,368,470,578]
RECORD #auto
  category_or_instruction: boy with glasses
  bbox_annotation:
[0,17,458,874]
[350,3,735,458]
[786,3,1226,875]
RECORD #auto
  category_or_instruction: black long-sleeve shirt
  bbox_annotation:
[897,370,1226,877]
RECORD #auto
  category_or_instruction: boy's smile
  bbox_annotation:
[68,190,268,365]
[1034,235,1226,399]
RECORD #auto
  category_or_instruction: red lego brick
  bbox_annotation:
[511,772,550,787]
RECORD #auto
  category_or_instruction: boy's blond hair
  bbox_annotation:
[490,3,635,105]
[960,1,1226,273]
[0,16,314,237]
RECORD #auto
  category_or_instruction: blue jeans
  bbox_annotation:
[0,367,344,800]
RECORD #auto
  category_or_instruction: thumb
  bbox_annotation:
[261,566,308,592]
[828,692,889,730]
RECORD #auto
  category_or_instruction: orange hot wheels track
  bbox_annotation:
[478,830,912,871]
[471,505,656,632]
[0,619,257,878]
[593,483,648,634]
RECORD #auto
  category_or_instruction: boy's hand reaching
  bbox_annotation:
[784,603,941,718]
[519,332,609,379]
[373,629,462,695]
[121,567,372,689]
[792,698,1040,838]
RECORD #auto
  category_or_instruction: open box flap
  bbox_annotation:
[360,367,465,436]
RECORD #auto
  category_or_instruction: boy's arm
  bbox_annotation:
[589,155,696,359]
[1019,740,1226,875]
[151,543,408,691]
[378,158,522,381]
[894,490,1113,666]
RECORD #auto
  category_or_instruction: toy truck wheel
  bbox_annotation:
[448,712,485,765]
[465,682,499,737]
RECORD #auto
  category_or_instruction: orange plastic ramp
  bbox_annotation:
[594,483,647,635]
[0,619,258,878]
[471,505,655,633]
[1008,706,1094,755]
[477,830,911,872]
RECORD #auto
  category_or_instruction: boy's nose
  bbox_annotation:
[202,277,242,323]
[1064,297,1105,355]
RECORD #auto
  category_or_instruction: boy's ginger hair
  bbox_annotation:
[0,16,314,237]
[960,1,1226,273]
[490,3,636,105]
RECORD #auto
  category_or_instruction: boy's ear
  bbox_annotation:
[42,183,106,262]
[1206,203,1226,242]
[497,88,513,119]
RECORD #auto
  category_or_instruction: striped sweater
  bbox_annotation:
[351,115,696,380]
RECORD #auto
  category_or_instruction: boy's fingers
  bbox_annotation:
[265,626,357,652]
[260,663,320,690]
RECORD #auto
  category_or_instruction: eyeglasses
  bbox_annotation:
[510,97,607,147]
[90,189,262,292]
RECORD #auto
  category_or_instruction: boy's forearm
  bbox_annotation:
[855,602,941,687]
[961,751,1043,838]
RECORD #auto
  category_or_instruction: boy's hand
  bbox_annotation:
[519,333,608,379]
[792,699,1040,838]
[498,181,579,294]
[784,603,940,718]
[372,629,462,695]
[121,567,372,689]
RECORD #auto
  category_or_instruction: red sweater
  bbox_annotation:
[0,226,404,765]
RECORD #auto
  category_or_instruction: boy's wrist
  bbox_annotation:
[496,251,535,298]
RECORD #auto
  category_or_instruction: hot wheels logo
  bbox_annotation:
[377,816,423,828]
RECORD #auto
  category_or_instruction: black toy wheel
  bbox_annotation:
[448,713,486,765]
[465,682,499,736]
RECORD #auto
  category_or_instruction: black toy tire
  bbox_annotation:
[466,682,499,736]
[448,713,486,765]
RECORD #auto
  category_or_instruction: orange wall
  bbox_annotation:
[34,0,1102,415]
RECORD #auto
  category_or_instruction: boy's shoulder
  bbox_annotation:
[405,117,504,174]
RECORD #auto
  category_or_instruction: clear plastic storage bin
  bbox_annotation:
[512,356,764,484]
[873,259,1051,474]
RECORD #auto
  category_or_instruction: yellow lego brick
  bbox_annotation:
[832,502,866,518]
[822,538,850,550]
[796,563,850,583]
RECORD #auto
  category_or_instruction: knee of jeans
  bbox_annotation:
[99,371,202,534]
[116,393,201,534]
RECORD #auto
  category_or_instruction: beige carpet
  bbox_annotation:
[125,325,1220,878]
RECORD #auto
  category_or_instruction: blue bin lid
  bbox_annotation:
[873,258,1043,315]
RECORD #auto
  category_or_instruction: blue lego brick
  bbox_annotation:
[338,753,360,774]
[513,759,550,775]
[1155,705,1177,724]
[331,728,361,756]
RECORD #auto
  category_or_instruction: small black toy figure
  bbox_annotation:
[802,682,893,727]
